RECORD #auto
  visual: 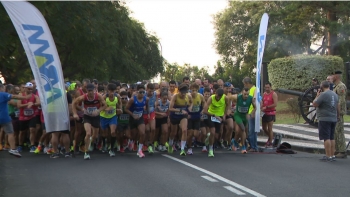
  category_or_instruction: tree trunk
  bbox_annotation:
[327,2,338,55]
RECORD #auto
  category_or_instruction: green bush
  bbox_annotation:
[268,55,344,91]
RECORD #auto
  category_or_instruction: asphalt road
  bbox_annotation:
[1,149,350,197]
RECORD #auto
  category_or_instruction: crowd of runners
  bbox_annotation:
[0,77,278,160]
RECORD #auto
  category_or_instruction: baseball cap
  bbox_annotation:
[65,82,71,88]
[25,82,33,88]
[224,82,231,87]
[86,83,95,91]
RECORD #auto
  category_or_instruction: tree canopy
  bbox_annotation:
[0,1,163,84]
[213,1,350,79]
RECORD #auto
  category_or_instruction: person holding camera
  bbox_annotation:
[312,81,340,162]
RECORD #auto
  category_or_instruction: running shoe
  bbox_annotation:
[50,153,60,159]
[3,144,10,151]
[158,145,163,151]
[46,148,54,155]
[43,147,48,154]
[180,150,186,156]
[161,145,167,152]
[187,148,193,155]
[9,149,21,158]
[231,139,239,151]
[208,150,214,157]
[154,141,159,149]
[109,150,115,157]
[120,147,125,153]
[220,139,226,149]
[65,152,72,158]
[137,150,145,158]
[34,145,42,154]
[148,146,154,154]
[166,142,173,153]
[227,146,232,151]
[17,146,23,153]
[102,144,108,153]
[332,156,336,162]
[320,156,332,162]
[88,143,94,152]
[84,153,91,160]
[70,146,74,152]
[142,145,148,152]
[202,146,208,152]
[29,146,36,153]
[205,133,210,146]
[128,141,134,151]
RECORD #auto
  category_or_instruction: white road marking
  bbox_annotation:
[277,124,350,140]
[201,175,218,182]
[224,186,246,195]
[162,154,266,197]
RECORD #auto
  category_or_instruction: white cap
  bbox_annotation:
[25,82,33,88]
[136,81,142,84]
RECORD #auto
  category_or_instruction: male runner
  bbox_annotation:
[17,82,40,153]
[203,88,230,157]
[231,88,255,154]
[168,83,193,156]
[143,83,157,154]
[117,91,132,152]
[125,84,149,158]
[261,82,278,148]
[199,87,211,152]
[187,83,205,155]
[100,83,122,157]
[73,83,106,160]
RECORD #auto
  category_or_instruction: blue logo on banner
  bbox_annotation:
[22,24,62,104]
[256,35,265,102]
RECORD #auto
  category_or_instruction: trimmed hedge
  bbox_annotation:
[268,55,344,91]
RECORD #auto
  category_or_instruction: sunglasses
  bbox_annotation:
[27,88,33,90]
[138,91,145,94]
[121,97,128,100]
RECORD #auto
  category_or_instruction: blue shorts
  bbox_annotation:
[100,116,117,130]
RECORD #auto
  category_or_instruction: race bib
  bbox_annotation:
[86,107,97,115]
[174,109,183,115]
[211,116,221,123]
[237,106,248,113]
[24,109,34,116]
[159,106,168,112]
[201,114,208,120]
[192,106,200,112]
[119,114,130,121]
[15,110,20,118]
[133,111,143,118]
[106,109,115,115]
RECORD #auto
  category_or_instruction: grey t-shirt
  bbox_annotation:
[314,90,338,122]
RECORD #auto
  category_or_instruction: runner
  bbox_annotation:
[125,84,149,158]
[169,80,178,98]
[168,83,193,156]
[74,79,89,153]
[73,83,106,160]
[155,91,170,152]
[186,83,205,155]
[199,87,211,152]
[0,83,34,157]
[17,82,40,153]
[143,83,157,154]
[223,82,235,150]
[100,83,122,157]
[261,82,278,148]
[117,91,132,152]
[231,88,255,154]
[203,88,230,157]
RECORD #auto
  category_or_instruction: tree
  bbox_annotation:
[213,1,350,77]
[0,1,163,84]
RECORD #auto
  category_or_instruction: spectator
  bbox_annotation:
[312,81,339,162]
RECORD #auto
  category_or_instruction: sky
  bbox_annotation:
[126,0,228,75]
